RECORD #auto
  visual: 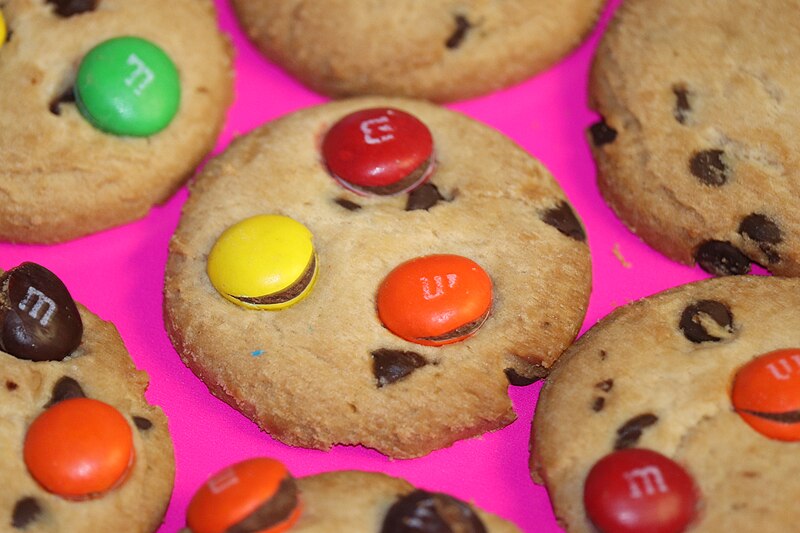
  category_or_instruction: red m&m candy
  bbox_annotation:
[583,449,698,533]
[731,348,800,441]
[187,458,302,533]
[377,254,493,346]
[322,108,435,195]
[24,398,134,499]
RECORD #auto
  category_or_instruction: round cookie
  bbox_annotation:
[183,459,521,533]
[588,0,800,276]
[531,275,800,532]
[164,96,591,458]
[0,0,233,243]
[0,262,174,532]
[230,0,605,102]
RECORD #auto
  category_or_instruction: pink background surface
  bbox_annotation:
[0,1,718,531]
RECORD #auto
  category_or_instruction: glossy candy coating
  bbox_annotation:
[75,36,180,136]
[0,9,6,49]
[377,254,492,346]
[24,398,134,499]
[731,348,800,441]
[207,215,318,310]
[187,458,302,533]
[583,448,698,533]
[322,108,434,195]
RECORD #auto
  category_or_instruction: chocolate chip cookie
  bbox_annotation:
[183,459,520,533]
[164,96,591,458]
[0,0,233,243]
[230,0,605,102]
[588,0,800,276]
[531,275,800,532]
[1,262,174,532]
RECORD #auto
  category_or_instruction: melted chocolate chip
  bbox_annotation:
[740,409,800,423]
[49,87,75,116]
[695,240,751,276]
[47,0,98,17]
[133,416,153,430]
[739,213,782,263]
[12,497,42,529]
[673,86,691,124]
[679,300,733,343]
[541,201,586,242]
[228,477,299,533]
[592,397,605,412]
[372,349,428,388]
[334,198,362,211]
[690,149,728,186]
[406,183,445,211]
[6,380,18,391]
[46,376,85,407]
[0,263,83,362]
[445,15,471,49]
[614,413,658,450]
[504,368,541,386]
[595,379,614,392]
[589,119,617,146]
[382,490,487,533]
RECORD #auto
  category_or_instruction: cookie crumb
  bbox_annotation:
[612,243,632,268]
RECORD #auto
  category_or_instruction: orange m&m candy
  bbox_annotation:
[731,348,800,441]
[377,254,493,346]
[187,458,302,533]
[23,397,134,499]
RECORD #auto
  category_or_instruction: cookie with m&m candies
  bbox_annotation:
[165,96,590,458]
[1,262,174,532]
[532,275,800,532]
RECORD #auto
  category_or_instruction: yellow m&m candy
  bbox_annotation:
[0,10,7,49]
[207,215,318,310]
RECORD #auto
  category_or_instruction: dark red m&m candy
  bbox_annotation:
[583,448,698,533]
[322,108,435,195]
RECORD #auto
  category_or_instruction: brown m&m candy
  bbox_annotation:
[377,254,493,346]
[0,262,83,361]
[186,458,302,533]
[731,348,800,441]
[322,108,435,195]
[23,398,135,499]
[381,490,487,533]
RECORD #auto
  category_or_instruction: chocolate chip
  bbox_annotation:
[382,490,487,533]
[614,413,658,450]
[133,416,153,430]
[372,348,428,387]
[47,0,98,17]
[445,15,471,49]
[595,379,614,392]
[406,183,445,211]
[0,263,83,361]
[739,213,782,263]
[679,300,733,343]
[589,119,617,146]
[690,149,728,186]
[228,477,299,533]
[6,380,18,391]
[695,240,751,276]
[673,85,691,124]
[49,87,75,116]
[591,397,605,412]
[334,197,362,211]
[46,376,86,407]
[541,201,586,242]
[12,497,42,529]
[504,368,541,386]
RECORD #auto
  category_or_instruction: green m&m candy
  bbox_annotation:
[75,36,180,137]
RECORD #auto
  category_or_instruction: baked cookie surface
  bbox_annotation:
[588,0,800,276]
[0,263,174,533]
[164,96,591,458]
[0,0,233,243]
[231,0,604,102]
[531,275,800,532]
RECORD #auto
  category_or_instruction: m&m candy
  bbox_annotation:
[322,108,435,195]
[583,448,698,533]
[24,398,134,499]
[207,215,318,310]
[0,9,6,49]
[75,36,180,136]
[731,348,800,441]
[377,254,493,346]
[186,458,302,533]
